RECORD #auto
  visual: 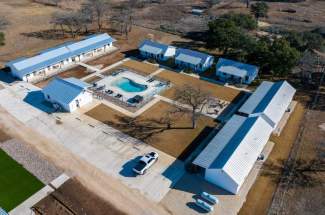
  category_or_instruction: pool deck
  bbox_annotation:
[94,70,165,102]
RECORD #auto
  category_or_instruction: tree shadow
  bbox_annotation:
[103,115,193,144]
[122,49,140,58]
[170,40,206,51]
[21,29,71,40]
[261,158,325,189]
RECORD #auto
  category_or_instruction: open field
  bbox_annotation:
[34,178,126,215]
[85,102,217,160]
[207,0,325,32]
[274,109,325,215]
[0,0,67,66]
[156,69,241,102]
[0,148,43,211]
[239,103,305,215]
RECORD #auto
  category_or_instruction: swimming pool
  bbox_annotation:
[113,77,148,93]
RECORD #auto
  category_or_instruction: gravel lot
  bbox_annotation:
[0,138,62,184]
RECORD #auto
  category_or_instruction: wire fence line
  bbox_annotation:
[267,59,325,215]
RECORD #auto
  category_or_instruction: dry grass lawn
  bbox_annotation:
[239,103,305,215]
[157,70,241,102]
[85,102,217,160]
[34,66,89,88]
[84,75,102,84]
[121,60,158,75]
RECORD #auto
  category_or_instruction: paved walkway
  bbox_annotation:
[147,68,165,78]
[9,174,70,215]
[77,62,102,73]
[81,58,130,81]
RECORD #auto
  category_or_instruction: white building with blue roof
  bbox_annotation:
[238,81,296,128]
[6,33,116,83]
[216,58,259,84]
[175,48,214,73]
[193,80,295,194]
[138,40,176,61]
[193,114,274,194]
[42,77,92,112]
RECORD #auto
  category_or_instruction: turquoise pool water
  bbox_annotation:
[113,77,147,92]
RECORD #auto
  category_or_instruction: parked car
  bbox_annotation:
[133,152,159,175]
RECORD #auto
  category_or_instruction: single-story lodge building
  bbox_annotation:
[42,77,92,112]
[6,33,116,83]
[175,48,214,73]
[139,40,176,61]
[193,81,296,194]
[216,58,259,85]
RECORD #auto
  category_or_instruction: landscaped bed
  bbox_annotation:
[85,101,217,160]
[156,69,241,103]
[0,149,43,211]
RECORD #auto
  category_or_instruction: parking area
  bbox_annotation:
[0,82,185,203]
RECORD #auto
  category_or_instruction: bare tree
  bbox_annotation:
[84,0,110,32]
[76,5,94,34]
[172,84,212,128]
[51,12,82,38]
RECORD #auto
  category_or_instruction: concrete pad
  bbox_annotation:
[0,82,185,202]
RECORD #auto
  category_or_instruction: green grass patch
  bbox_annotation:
[0,149,43,211]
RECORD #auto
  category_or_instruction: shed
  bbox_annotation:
[216,58,259,84]
[42,77,92,112]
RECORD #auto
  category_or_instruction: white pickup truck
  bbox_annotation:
[132,152,159,175]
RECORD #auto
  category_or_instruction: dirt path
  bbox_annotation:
[0,106,169,215]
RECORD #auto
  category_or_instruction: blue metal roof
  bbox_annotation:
[6,33,116,77]
[216,58,258,78]
[42,77,90,104]
[175,48,213,65]
[210,116,258,169]
[139,40,171,55]
[252,81,284,114]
